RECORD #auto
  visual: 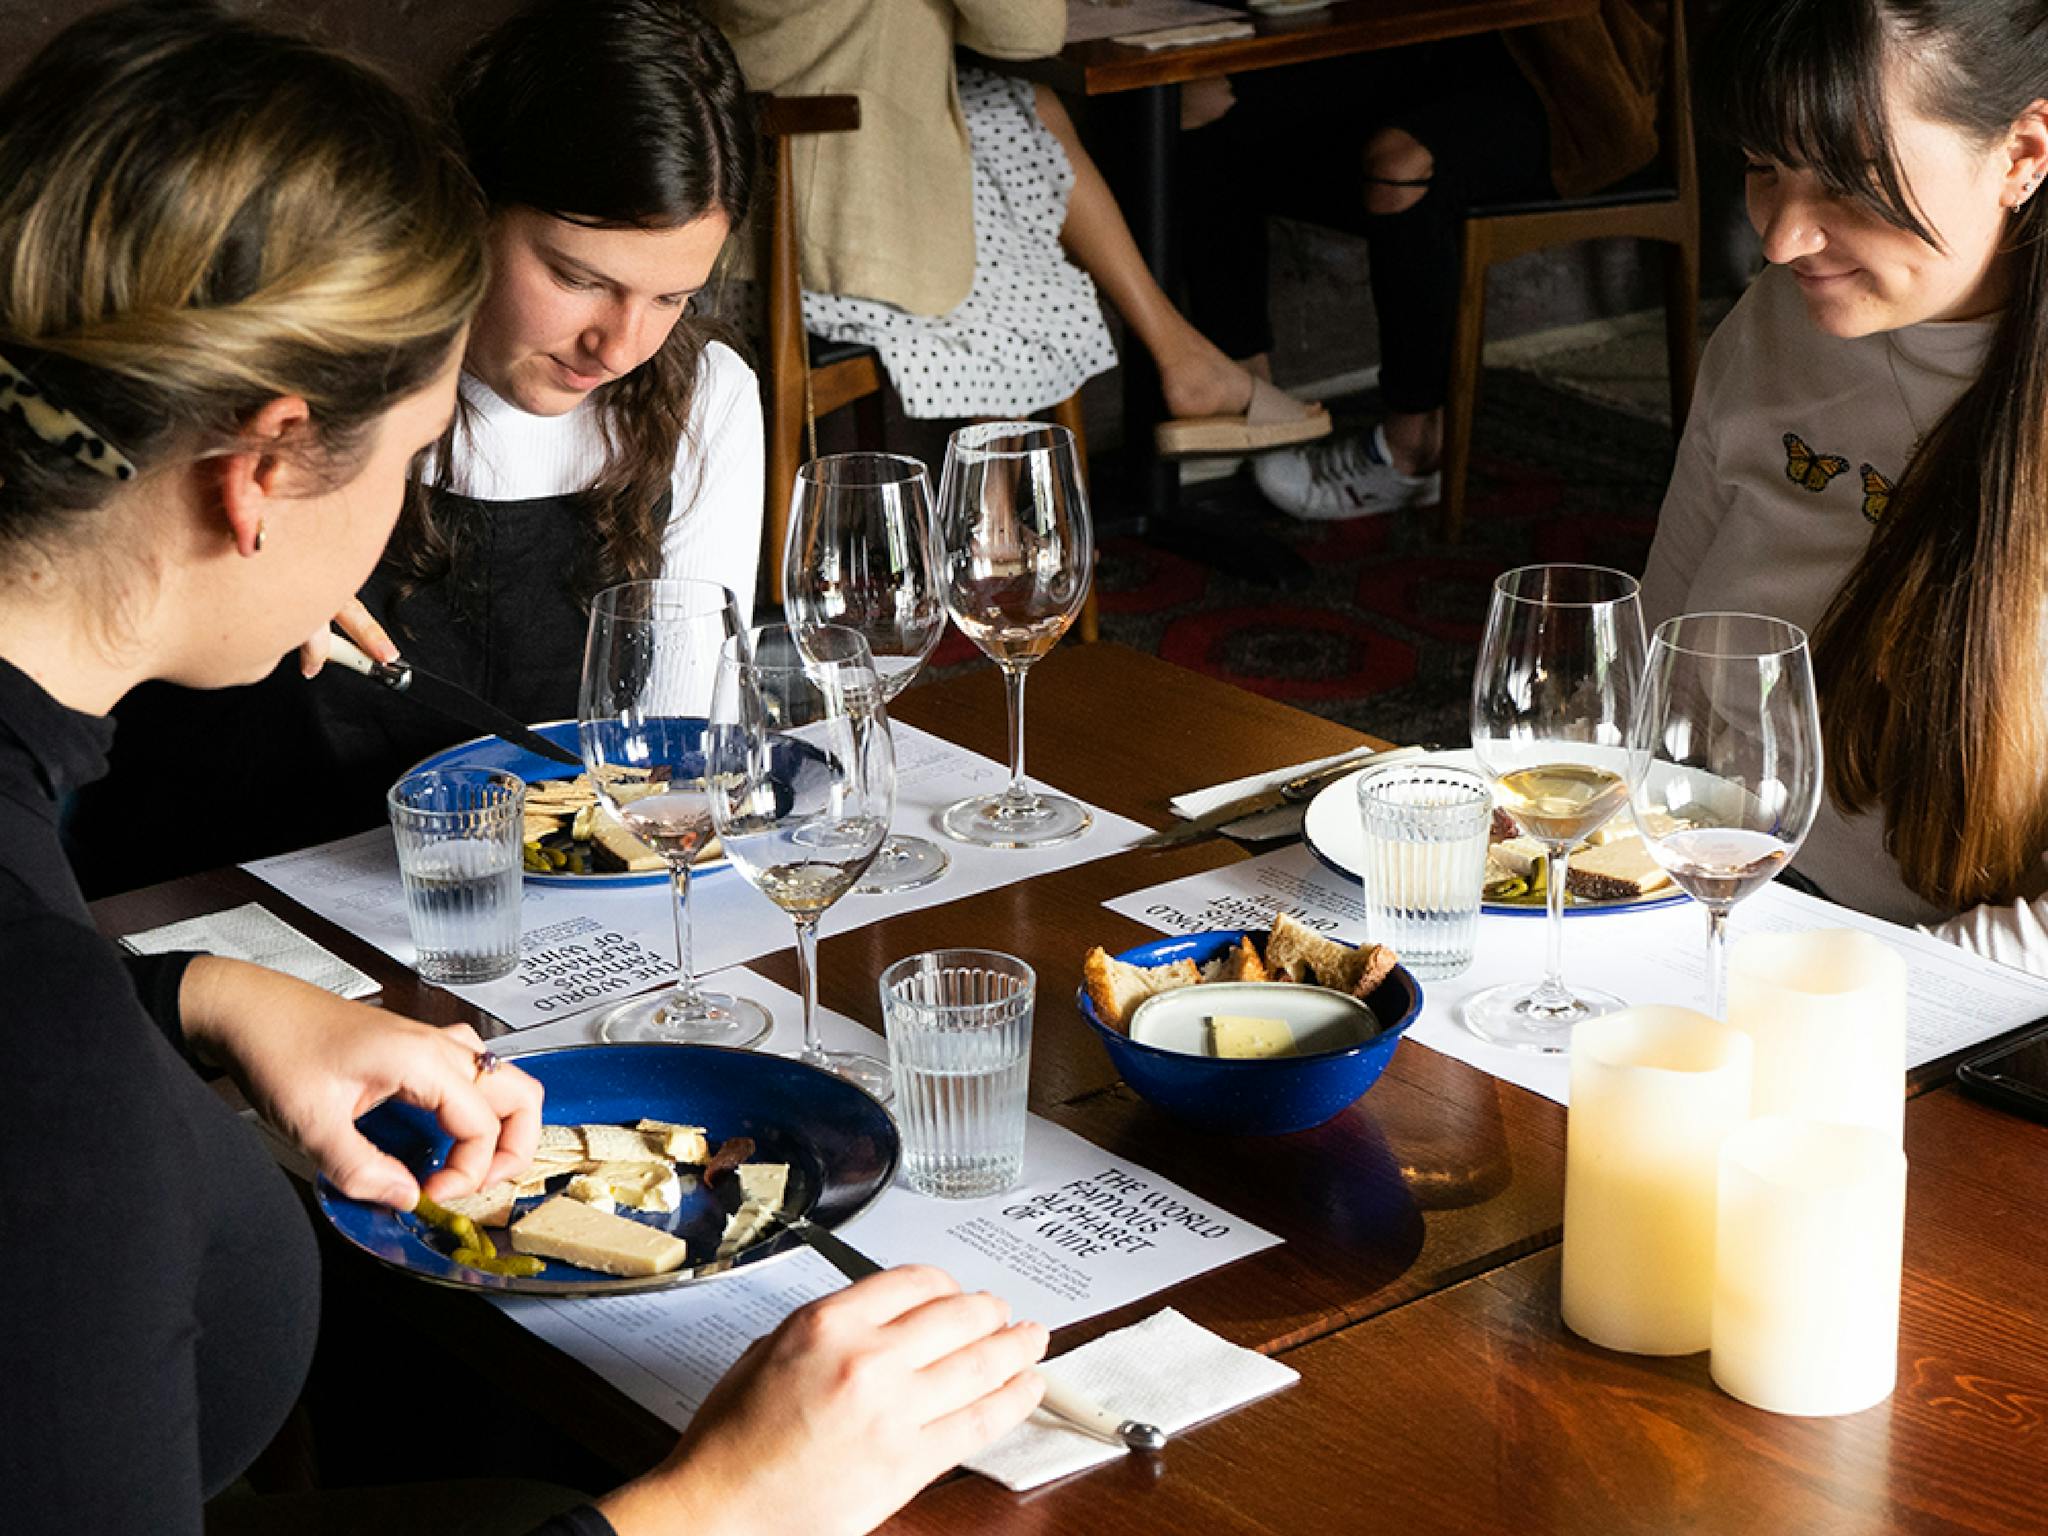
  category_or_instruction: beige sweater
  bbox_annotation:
[710,0,1064,317]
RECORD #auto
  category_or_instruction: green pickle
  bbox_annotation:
[415,1194,547,1279]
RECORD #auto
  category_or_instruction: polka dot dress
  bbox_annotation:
[802,68,1120,419]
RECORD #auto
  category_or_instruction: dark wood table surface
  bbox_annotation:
[92,645,2048,1533]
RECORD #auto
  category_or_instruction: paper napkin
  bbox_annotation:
[1114,20,1256,47]
[1168,747,1397,842]
[964,1308,1299,1491]
[121,901,381,1000]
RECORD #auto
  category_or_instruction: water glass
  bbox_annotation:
[388,767,524,984]
[879,950,1034,1199]
[1357,764,1492,979]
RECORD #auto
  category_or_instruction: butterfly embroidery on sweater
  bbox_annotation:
[1858,463,1894,523]
[1783,432,1850,492]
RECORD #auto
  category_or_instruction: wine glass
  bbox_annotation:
[1626,613,1822,1018]
[783,451,949,893]
[707,623,897,1099]
[935,421,1094,849]
[1465,564,1649,1053]
[577,578,772,1047]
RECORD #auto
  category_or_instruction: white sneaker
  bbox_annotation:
[1254,424,1440,521]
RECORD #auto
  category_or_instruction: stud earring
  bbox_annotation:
[252,521,266,554]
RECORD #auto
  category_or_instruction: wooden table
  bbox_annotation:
[93,645,2048,1532]
[976,0,1599,524]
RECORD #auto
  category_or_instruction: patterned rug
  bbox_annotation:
[928,368,1674,748]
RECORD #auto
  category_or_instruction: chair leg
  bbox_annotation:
[1438,230,1491,544]
[1047,392,1100,644]
[1662,237,1701,436]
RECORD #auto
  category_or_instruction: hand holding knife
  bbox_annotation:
[322,633,585,768]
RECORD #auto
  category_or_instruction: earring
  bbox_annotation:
[252,521,266,554]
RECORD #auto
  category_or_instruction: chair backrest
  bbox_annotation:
[1665,0,1695,210]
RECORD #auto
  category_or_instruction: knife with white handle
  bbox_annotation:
[322,633,585,768]
[1133,743,1428,850]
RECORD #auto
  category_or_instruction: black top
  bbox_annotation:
[63,486,601,897]
[0,657,615,1536]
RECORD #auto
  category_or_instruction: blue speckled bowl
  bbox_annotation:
[1076,930,1423,1135]
[316,1042,899,1296]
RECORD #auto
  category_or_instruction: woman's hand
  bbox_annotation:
[298,595,399,678]
[600,1267,1048,1536]
[178,956,541,1208]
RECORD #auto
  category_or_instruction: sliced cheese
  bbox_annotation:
[716,1198,780,1260]
[1208,1014,1298,1060]
[636,1119,710,1163]
[736,1162,789,1210]
[509,1195,689,1277]
[567,1161,683,1215]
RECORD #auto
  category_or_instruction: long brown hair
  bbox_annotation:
[0,1,483,565]
[390,0,755,614]
[1706,0,2048,910]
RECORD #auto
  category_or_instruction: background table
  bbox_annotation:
[93,645,2048,1532]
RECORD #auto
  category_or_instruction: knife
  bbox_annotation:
[1133,743,1428,850]
[322,634,586,768]
[766,1210,1167,1451]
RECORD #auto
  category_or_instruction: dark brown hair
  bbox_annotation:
[1706,0,2048,910]
[0,0,484,559]
[390,0,755,615]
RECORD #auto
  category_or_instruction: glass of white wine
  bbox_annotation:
[707,623,897,1099]
[1465,564,1649,1053]
[936,421,1094,849]
[578,578,771,1047]
[1627,612,1822,1018]
[783,451,949,892]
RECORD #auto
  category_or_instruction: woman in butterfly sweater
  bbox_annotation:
[1640,0,2048,974]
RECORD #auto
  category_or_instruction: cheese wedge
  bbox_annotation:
[1209,1014,1298,1059]
[509,1196,689,1277]
[1565,837,1672,901]
[736,1162,789,1210]
[636,1119,710,1163]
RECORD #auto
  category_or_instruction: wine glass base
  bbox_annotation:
[939,791,1091,849]
[596,989,773,1047]
[855,834,950,894]
[801,1047,894,1102]
[1460,980,1627,1054]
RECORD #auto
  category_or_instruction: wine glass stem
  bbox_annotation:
[1705,903,1731,1020]
[667,857,704,1004]
[1000,662,1033,807]
[793,913,824,1063]
[1536,842,1573,1011]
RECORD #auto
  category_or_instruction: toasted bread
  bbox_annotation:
[1082,947,1203,1029]
[1265,914,1399,999]
[1200,935,1271,985]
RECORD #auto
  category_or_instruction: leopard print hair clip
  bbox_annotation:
[0,352,136,481]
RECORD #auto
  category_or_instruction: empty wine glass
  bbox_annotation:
[578,578,771,1047]
[1627,613,1823,1018]
[936,421,1094,849]
[783,451,949,893]
[1465,564,1649,1053]
[707,623,897,1099]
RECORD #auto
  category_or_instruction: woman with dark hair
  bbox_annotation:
[1640,0,2048,970]
[0,5,1043,1532]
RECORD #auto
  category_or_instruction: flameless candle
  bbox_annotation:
[1561,1006,1753,1355]
[1711,1117,1907,1416]
[1725,930,1906,1143]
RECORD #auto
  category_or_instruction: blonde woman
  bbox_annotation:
[0,6,1040,1534]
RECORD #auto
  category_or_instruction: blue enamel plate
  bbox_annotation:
[316,1043,900,1296]
[1301,749,1690,919]
[409,719,713,889]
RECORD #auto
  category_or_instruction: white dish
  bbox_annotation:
[1129,981,1379,1058]
[1301,749,1691,917]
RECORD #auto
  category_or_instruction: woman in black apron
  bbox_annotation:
[67,0,766,890]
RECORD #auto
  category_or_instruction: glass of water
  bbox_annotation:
[1357,764,1493,980]
[388,766,524,984]
[878,950,1033,1199]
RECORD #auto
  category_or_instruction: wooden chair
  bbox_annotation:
[757,94,1098,642]
[1439,0,1698,541]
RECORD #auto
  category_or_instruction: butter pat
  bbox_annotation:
[1208,1013,1298,1059]
[510,1195,690,1277]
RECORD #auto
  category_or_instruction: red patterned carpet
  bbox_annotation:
[929,369,1671,747]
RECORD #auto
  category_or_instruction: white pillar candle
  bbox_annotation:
[1561,1006,1753,1355]
[1726,930,1906,1143]
[1711,1117,1907,1416]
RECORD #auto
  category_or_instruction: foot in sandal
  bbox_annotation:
[1155,374,1331,458]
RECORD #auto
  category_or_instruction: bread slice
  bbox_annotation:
[1200,935,1271,985]
[1264,914,1399,999]
[1082,947,1203,1029]
[1565,836,1672,901]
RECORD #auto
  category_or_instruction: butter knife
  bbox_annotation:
[322,634,585,768]
[768,1211,1167,1451]
[1134,743,1427,850]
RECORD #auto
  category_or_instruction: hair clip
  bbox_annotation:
[0,351,136,481]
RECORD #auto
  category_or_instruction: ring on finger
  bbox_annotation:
[471,1049,504,1082]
